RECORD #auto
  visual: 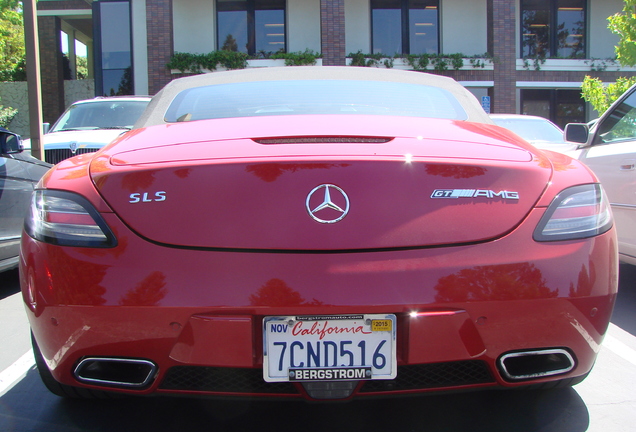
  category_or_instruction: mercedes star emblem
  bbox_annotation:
[306,184,350,224]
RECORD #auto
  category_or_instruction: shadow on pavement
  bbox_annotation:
[0,368,589,432]
[0,269,19,301]
[612,263,636,336]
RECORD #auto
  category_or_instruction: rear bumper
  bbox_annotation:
[20,209,618,400]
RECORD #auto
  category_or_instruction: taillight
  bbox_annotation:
[533,184,613,242]
[25,190,117,248]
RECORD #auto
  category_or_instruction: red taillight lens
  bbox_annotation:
[25,190,117,248]
[533,184,613,242]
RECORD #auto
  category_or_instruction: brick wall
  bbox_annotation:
[38,16,65,125]
[146,0,174,95]
[488,0,517,114]
[38,0,91,11]
[36,0,91,124]
[321,0,345,66]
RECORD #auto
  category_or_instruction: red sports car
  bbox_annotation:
[21,67,618,401]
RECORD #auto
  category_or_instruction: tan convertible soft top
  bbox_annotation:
[134,66,492,128]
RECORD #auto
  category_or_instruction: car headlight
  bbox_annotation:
[25,190,117,248]
[533,184,613,242]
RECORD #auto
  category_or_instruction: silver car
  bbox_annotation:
[566,85,636,266]
[0,128,50,272]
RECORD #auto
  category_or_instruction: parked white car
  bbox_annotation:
[490,114,578,154]
[566,84,636,266]
[24,96,150,164]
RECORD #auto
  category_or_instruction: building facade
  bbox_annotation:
[36,0,636,128]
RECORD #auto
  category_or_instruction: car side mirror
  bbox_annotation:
[564,123,589,144]
[0,130,23,154]
[43,122,50,134]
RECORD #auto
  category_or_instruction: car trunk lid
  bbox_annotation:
[91,116,552,250]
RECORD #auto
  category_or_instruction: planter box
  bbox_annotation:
[516,58,636,72]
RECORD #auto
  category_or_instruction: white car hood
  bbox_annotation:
[22,129,126,151]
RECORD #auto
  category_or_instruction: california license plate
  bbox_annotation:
[263,314,397,383]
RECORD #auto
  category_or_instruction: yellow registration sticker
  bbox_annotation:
[371,319,392,332]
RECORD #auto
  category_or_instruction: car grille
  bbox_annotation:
[45,148,99,164]
[160,366,299,394]
[159,361,494,395]
[359,360,495,393]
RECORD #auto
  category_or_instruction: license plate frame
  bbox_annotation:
[263,314,397,383]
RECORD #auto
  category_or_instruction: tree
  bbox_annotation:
[221,34,238,52]
[608,0,636,67]
[581,0,636,114]
[0,0,25,82]
[76,56,89,79]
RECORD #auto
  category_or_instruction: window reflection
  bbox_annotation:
[521,0,550,58]
[597,92,636,144]
[372,0,439,55]
[255,7,285,53]
[521,0,586,59]
[217,0,285,55]
[557,2,585,58]
[521,89,585,129]
[372,1,401,55]
[409,1,438,55]
[97,1,133,95]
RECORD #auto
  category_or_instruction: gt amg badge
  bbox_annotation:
[306,184,350,224]
[431,189,520,200]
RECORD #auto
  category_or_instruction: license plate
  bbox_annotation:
[263,314,397,383]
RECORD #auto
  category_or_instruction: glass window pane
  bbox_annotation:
[555,90,584,127]
[372,0,402,55]
[409,0,438,55]
[521,0,550,58]
[522,89,585,129]
[165,80,468,123]
[218,0,248,52]
[556,0,585,58]
[598,92,636,143]
[522,89,551,117]
[255,9,285,53]
[102,69,132,96]
[100,2,131,69]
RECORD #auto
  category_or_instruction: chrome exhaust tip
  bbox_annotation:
[498,349,575,381]
[74,357,157,389]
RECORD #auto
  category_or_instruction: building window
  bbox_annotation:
[521,0,586,59]
[217,0,286,55]
[521,89,585,129]
[93,0,133,96]
[371,0,439,56]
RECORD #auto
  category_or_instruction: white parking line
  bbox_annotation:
[0,350,35,397]
[604,324,636,367]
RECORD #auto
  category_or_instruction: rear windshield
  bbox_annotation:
[164,80,468,123]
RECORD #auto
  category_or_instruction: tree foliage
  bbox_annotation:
[582,0,636,114]
[581,76,636,114]
[608,0,636,67]
[0,0,25,82]
[0,96,17,127]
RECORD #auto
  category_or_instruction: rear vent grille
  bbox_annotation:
[160,366,298,394]
[159,361,494,396]
[254,137,392,144]
[360,361,495,393]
